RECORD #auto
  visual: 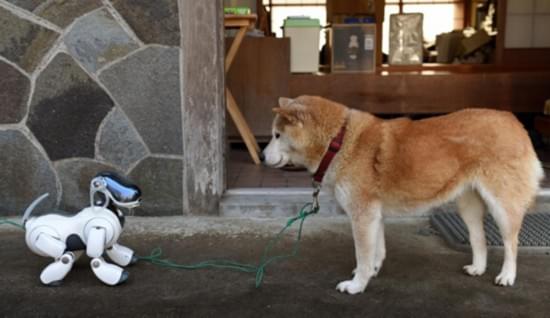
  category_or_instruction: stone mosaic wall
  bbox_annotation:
[0,0,184,216]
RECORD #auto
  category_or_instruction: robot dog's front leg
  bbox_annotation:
[33,233,75,286]
[86,227,128,286]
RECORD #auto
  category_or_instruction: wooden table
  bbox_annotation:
[224,14,261,164]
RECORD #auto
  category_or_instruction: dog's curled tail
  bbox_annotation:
[21,193,49,225]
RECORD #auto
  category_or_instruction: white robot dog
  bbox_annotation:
[22,172,141,286]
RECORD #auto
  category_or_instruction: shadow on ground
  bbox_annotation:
[1,218,550,317]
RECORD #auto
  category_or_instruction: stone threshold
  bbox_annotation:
[220,187,550,218]
[220,188,344,217]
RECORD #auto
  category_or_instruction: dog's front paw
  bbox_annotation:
[336,279,367,295]
[495,271,516,287]
[463,264,485,276]
[372,265,380,277]
[354,265,382,278]
[373,260,384,277]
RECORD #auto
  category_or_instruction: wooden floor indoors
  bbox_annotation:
[227,146,310,188]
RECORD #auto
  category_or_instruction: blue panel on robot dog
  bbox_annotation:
[65,234,86,251]
[96,172,141,203]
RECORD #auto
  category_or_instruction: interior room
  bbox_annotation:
[224,0,550,190]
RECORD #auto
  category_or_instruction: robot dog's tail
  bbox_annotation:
[22,193,49,225]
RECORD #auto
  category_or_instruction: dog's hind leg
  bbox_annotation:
[457,188,487,276]
[477,182,526,287]
[373,218,386,277]
[490,205,523,287]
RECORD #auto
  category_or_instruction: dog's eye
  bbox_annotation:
[275,133,280,139]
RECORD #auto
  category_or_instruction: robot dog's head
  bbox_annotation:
[90,172,141,210]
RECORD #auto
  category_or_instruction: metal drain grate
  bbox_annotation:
[430,212,550,251]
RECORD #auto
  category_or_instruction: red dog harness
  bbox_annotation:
[312,122,347,184]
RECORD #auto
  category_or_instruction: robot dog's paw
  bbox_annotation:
[46,280,63,287]
[91,257,128,286]
[118,271,129,285]
[130,255,139,266]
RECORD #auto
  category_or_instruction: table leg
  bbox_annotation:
[226,88,261,164]
[225,26,248,73]
[225,24,261,164]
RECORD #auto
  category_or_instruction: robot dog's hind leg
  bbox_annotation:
[90,257,129,286]
[33,233,75,286]
[106,243,137,267]
[86,227,128,286]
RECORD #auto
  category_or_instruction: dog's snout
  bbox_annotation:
[259,152,265,162]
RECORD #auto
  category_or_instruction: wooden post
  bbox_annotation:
[179,0,225,215]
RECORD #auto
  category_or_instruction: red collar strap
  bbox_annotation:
[312,121,347,184]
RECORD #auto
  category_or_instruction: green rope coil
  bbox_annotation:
[138,202,319,287]
[0,219,24,230]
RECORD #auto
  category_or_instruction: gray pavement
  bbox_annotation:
[1,216,550,317]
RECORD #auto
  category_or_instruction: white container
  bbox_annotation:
[283,17,321,73]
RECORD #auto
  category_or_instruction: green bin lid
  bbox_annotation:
[283,17,321,28]
[224,7,251,15]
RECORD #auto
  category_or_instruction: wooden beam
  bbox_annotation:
[179,0,225,215]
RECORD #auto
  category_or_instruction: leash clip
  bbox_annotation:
[311,180,322,211]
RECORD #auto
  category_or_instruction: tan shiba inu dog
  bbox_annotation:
[262,96,544,294]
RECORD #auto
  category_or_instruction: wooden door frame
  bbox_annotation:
[179,0,226,215]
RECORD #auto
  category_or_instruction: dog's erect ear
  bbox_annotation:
[278,97,295,108]
[272,107,303,125]
[274,97,307,125]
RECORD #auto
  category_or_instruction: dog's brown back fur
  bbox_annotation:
[289,96,542,216]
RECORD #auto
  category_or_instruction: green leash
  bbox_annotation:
[138,202,319,287]
[0,219,24,230]
[1,195,321,288]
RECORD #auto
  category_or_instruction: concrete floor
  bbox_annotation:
[2,216,550,317]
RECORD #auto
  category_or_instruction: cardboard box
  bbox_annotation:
[436,31,463,63]
[462,29,492,56]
